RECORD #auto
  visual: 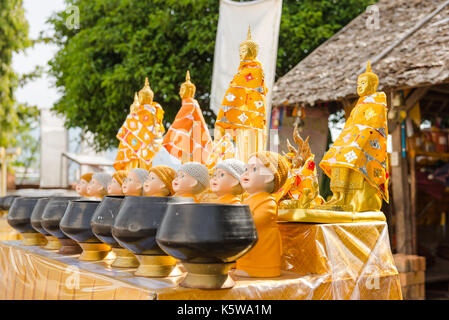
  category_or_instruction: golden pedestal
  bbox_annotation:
[134,255,177,277]
[278,208,386,224]
[0,210,7,217]
[180,262,236,289]
[21,233,47,246]
[78,243,112,261]
[43,236,61,250]
[111,247,139,268]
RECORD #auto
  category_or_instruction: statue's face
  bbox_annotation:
[143,172,168,196]
[239,44,248,60]
[107,178,123,196]
[172,170,199,195]
[179,85,186,99]
[76,179,89,196]
[139,92,153,105]
[240,157,274,194]
[357,75,375,96]
[210,168,239,197]
[122,171,143,196]
[87,178,106,197]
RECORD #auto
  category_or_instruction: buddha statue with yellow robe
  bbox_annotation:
[318,62,389,212]
[214,27,267,163]
[162,71,213,164]
[114,78,165,171]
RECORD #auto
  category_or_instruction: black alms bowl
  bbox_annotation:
[1,195,20,211]
[7,197,47,233]
[112,196,193,256]
[156,203,258,263]
[60,200,101,243]
[41,197,81,239]
[91,196,125,246]
[31,197,80,236]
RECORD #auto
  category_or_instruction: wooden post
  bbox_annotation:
[389,90,413,254]
[0,147,6,196]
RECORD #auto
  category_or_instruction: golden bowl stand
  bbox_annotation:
[58,238,83,255]
[111,247,139,268]
[180,262,236,289]
[78,242,112,261]
[134,255,178,277]
[43,235,62,250]
[21,232,47,246]
[0,210,7,217]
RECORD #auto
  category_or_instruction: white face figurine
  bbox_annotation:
[240,156,275,194]
[172,170,200,196]
[143,172,169,197]
[122,171,143,196]
[210,168,240,198]
[87,178,107,198]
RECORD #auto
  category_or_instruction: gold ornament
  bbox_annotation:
[357,61,379,97]
[239,26,259,60]
[130,92,140,113]
[138,77,154,105]
[179,70,196,99]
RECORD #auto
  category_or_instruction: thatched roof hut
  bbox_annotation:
[272,0,449,116]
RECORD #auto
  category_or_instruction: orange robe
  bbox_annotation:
[236,192,282,277]
[215,194,241,204]
[215,59,267,132]
[162,97,212,164]
[320,92,389,202]
[114,102,165,171]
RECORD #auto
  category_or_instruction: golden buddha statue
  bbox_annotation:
[317,61,389,212]
[162,71,213,164]
[114,78,165,171]
[214,26,267,163]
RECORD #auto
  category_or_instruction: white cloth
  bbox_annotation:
[210,0,283,128]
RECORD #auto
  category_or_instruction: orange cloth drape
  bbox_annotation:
[162,97,212,164]
[215,59,267,132]
[320,92,389,202]
[236,192,282,277]
[114,102,165,171]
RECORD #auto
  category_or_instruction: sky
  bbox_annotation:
[12,0,66,110]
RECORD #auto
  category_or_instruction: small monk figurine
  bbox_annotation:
[162,71,213,164]
[75,173,93,197]
[122,168,149,196]
[107,170,127,196]
[87,173,112,199]
[114,78,165,171]
[318,61,389,212]
[236,151,289,278]
[143,165,176,197]
[172,162,210,202]
[214,26,268,162]
[210,159,245,204]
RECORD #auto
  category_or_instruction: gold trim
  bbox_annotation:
[180,262,236,289]
[277,208,386,224]
[134,255,178,277]
[78,242,112,261]
[21,233,47,246]
[111,248,139,268]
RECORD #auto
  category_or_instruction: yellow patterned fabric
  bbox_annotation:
[162,97,212,164]
[114,102,165,171]
[215,60,267,132]
[320,92,389,202]
[206,133,235,169]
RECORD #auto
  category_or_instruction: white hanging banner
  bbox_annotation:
[210,0,283,126]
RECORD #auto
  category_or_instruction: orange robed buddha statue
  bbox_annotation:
[162,71,213,164]
[114,78,165,171]
[318,61,389,212]
[214,27,267,163]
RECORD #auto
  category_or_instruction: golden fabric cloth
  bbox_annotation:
[215,60,267,131]
[214,194,242,204]
[236,192,282,277]
[320,92,389,202]
[0,217,22,241]
[277,208,386,224]
[206,133,235,170]
[0,219,401,299]
[114,102,165,171]
[162,97,212,164]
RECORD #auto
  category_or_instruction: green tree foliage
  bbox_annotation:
[0,0,30,147]
[49,0,376,151]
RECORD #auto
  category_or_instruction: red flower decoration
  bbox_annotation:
[244,73,254,82]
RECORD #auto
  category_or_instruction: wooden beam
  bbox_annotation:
[404,87,430,112]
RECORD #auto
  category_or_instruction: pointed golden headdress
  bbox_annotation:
[180,70,196,99]
[130,92,140,113]
[240,26,259,59]
[138,77,154,105]
[358,61,379,89]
